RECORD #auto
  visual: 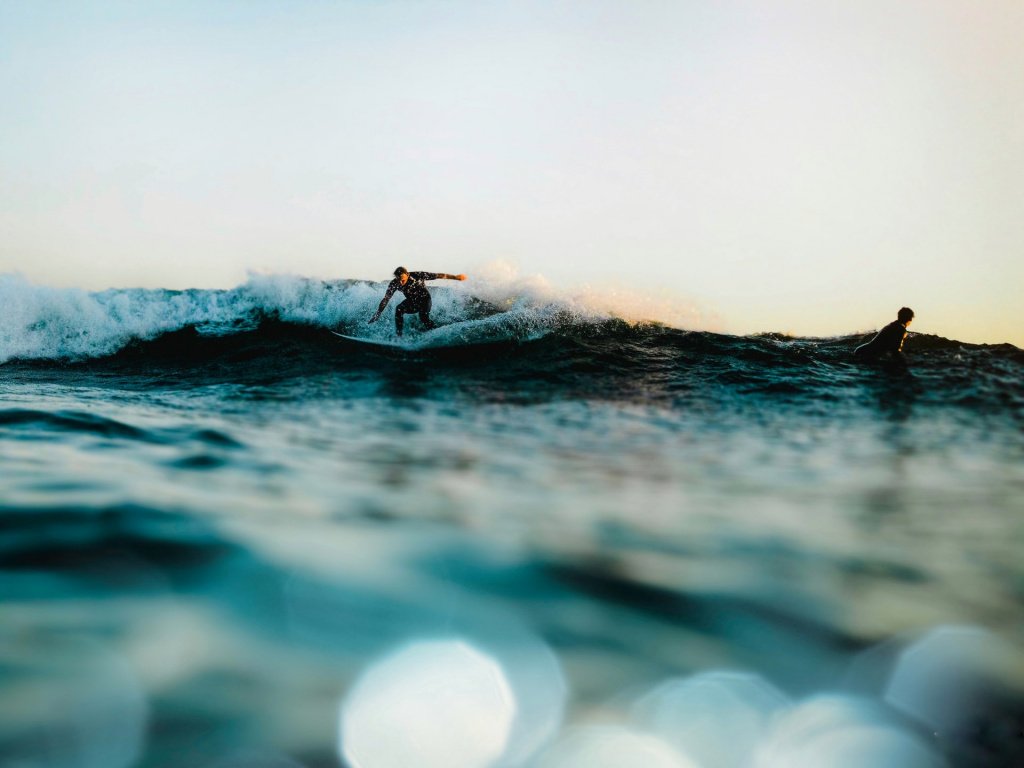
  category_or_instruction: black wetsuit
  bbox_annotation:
[854,321,908,361]
[378,272,441,335]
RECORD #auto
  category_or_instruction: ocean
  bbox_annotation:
[1,274,1022,768]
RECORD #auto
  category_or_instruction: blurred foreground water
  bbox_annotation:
[1,281,1023,766]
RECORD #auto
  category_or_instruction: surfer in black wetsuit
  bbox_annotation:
[369,266,467,336]
[854,307,914,363]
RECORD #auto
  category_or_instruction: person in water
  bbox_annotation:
[369,266,467,336]
[854,307,914,362]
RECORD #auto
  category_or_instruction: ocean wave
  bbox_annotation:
[3,272,1019,365]
[3,274,1022,416]
[0,271,675,364]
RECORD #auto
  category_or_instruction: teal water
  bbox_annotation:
[1,278,1023,767]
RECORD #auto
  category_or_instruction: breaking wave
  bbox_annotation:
[2,272,1022,417]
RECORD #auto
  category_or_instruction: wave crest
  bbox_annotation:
[1,273,1019,370]
[1,271,629,363]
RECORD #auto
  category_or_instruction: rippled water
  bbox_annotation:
[1,277,1023,767]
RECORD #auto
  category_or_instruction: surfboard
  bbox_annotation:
[330,330,411,349]
[331,318,524,351]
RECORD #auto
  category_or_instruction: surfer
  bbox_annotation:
[369,267,467,336]
[854,307,914,363]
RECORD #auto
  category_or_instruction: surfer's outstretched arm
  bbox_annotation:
[369,280,399,323]
[412,272,467,281]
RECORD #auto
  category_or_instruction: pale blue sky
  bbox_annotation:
[1,0,1021,344]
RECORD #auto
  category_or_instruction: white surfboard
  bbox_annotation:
[331,312,550,351]
[330,330,411,349]
[331,317,533,351]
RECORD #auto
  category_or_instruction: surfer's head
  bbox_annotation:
[898,307,914,325]
[394,266,409,285]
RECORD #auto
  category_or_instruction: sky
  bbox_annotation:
[1,0,1021,345]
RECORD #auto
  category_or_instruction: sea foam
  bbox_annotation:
[0,269,699,364]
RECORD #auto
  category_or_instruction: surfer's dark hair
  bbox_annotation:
[394,266,408,277]
[898,307,914,323]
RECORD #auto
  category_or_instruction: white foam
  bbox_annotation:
[470,260,713,329]
[0,267,705,363]
[0,273,263,363]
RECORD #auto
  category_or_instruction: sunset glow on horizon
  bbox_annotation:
[2,1,1021,346]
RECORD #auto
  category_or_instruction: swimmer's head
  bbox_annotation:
[394,266,409,284]
[898,307,914,325]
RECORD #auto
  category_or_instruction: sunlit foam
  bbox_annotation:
[339,639,516,768]
[470,260,710,330]
[0,266,710,363]
[884,625,1021,737]
[632,670,790,768]
[751,694,946,768]
[533,725,700,768]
